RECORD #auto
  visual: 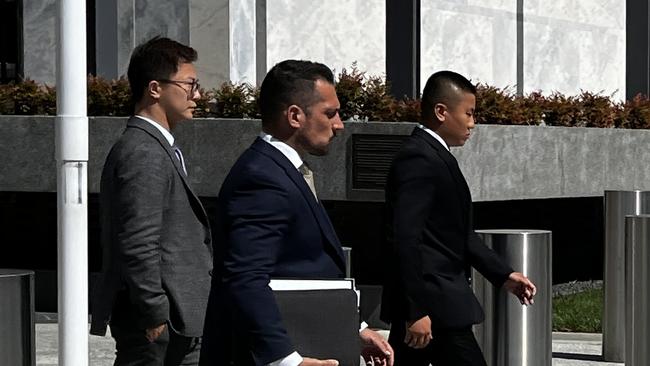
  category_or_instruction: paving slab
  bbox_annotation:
[35,322,626,366]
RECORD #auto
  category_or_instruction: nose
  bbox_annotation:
[333,113,344,131]
[468,115,475,129]
[192,88,201,100]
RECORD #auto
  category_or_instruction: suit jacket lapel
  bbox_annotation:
[126,117,210,226]
[412,128,471,213]
[251,138,346,268]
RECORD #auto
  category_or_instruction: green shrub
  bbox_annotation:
[213,82,258,119]
[475,84,518,125]
[618,94,650,129]
[579,91,617,128]
[11,80,56,115]
[336,65,366,121]
[1,70,650,130]
[0,84,11,114]
[391,98,420,123]
[542,92,583,127]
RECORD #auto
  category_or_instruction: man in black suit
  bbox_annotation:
[200,60,393,366]
[90,37,213,366]
[381,71,536,366]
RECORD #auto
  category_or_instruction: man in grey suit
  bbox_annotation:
[90,36,213,366]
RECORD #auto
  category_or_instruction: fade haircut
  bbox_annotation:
[421,71,477,122]
[258,60,335,126]
[127,36,198,105]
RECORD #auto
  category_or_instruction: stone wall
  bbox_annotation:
[2,116,649,201]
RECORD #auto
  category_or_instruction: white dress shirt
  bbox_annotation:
[135,115,174,146]
[260,132,304,170]
[418,124,450,151]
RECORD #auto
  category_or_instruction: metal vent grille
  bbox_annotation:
[350,134,408,190]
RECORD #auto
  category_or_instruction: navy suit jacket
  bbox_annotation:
[201,138,346,365]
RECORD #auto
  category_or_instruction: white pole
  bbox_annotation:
[56,0,89,364]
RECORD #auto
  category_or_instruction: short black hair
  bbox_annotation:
[127,36,198,105]
[258,60,335,126]
[421,71,476,121]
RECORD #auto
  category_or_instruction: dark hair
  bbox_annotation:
[127,36,198,105]
[258,60,335,125]
[421,71,476,121]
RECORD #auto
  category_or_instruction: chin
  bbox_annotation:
[308,146,329,156]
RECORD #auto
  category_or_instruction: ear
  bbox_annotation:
[434,103,447,122]
[286,104,305,129]
[147,80,162,100]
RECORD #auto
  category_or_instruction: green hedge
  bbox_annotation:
[2,67,650,128]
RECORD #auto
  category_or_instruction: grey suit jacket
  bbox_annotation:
[90,116,213,337]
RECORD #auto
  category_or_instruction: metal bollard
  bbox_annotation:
[0,269,35,366]
[472,230,552,366]
[603,190,650,362]
[625,215,650,366]
[342,246,352,278]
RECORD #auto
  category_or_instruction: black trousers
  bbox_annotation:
[388,322,487,366]
[110,323,202,366]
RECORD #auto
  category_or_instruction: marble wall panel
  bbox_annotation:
[134,0,190,44]
[98,0,190,79]
[23,0,57,84]
[525,0,624,28]
[420,1,518,90]
[266,0,386,77]
[189,0,231,88]
[229,0,256,83]
[523,0,625,98]
[115,0,136,78]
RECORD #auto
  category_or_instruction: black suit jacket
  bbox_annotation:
[90,117,213,337]
[201,138,346,365]
[381,127,512,329]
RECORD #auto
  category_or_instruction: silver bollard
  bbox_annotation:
[472,230,552,366]
[0,269,35,366]
[603,190,650,362]
[625,215,650,366]
[342,246,352,278]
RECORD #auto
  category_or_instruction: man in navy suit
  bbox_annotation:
[200,60,393,366]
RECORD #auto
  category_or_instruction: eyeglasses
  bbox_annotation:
[158,79,201,99]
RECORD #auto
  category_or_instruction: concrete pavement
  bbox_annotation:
[35,321,624,365]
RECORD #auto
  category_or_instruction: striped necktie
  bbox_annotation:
[172,145,188,176]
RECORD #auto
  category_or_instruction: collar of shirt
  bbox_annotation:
[418,124,449,152]
[259,132,304,170]
[135,115,175,146]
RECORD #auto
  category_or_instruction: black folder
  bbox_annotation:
[274,288,361,366]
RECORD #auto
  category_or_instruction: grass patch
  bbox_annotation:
[552,288,602,333]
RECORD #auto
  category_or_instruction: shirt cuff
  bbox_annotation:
[359,321,369,332]
[268,351,303,366]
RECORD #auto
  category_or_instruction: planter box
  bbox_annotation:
[1,115,649,202]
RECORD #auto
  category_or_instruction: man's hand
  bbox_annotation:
[359,328,394,366]
[404,316,432,349]
[300,357,339,366]
[503,272,537,305]
[145,323,167,343]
